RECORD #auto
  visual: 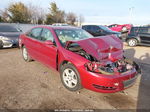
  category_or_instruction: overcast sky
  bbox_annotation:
[1,0,150,25]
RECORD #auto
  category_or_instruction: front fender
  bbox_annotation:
[57,48,89,72]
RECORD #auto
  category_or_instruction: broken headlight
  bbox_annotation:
[85,59,136,75]
[84,62,115,75]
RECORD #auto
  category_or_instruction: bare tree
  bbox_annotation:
[66,12,77,25]
[78,14,84,26]
[0,9,10,22]
[27,4,46,24]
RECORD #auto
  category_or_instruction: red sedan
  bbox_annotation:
[108,24,132,33]
[19,25,141,93]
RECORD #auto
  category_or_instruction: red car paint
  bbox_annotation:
[19,26,140,93]
[108,24,132,32]
[67,35,123,62]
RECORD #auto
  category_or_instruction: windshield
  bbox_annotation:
[0,25,20,32]
[55,29,94,46]
[99,25,114,32]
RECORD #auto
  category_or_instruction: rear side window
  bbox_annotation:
[41,28,54,42]
[139,28,148,33]
[91,26,99,31]
[28,28,42,40]
[130,27,139,34]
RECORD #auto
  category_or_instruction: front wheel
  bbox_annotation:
[127,39,138,47]
[22,46,32,62]
[60,63,82,91]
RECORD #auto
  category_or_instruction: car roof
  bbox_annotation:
[82,25,98,26]
[0,24,16,27]
[132,26,150,29]
[82,25,107,27]
[33,25,79,30]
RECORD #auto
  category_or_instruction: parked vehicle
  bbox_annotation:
[52,23,69,26]
[19,25,141,93]
[108,24,132,33]
[126,26,150,47]
[82,25,121,39]
[0,25,22,48]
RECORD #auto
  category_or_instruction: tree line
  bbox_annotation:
[0,2,84,26]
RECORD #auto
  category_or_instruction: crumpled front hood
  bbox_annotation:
[67,35,123,62]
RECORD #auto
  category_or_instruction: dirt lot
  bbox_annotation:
[0,44,150,110]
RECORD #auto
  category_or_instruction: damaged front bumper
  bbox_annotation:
[79,62,141,93]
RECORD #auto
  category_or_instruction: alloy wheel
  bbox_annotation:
[128,39,137,47]
[23,47,28,60]
[62,68,78,88]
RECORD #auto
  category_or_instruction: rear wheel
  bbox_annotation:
[22,46,32,62]
[127,39,138,47]
[60,63,82,91]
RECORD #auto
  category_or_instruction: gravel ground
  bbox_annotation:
[0,45,150,110]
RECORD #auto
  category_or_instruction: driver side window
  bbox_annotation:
[27,28,42,40]
[41,28,54,42]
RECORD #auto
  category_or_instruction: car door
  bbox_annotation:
[38,28,58,69]
[25,28,43,61]
[139,27,150,44]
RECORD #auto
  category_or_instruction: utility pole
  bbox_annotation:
[129,7,134,24]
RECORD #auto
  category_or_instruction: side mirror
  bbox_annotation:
[19,29,22,32]
[44,40,54,45]
[17,28,22,32]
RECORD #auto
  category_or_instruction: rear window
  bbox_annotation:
[0,25,19,32]
[82,25,90,30]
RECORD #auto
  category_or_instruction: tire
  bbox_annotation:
[127,39,138,47]
[0,40,3,49]
[22,46,32,62]
[60,63,82,91]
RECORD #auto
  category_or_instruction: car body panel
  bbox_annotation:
[78,66,138,93]
[38,41,58,69]
[66,35,123,62]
